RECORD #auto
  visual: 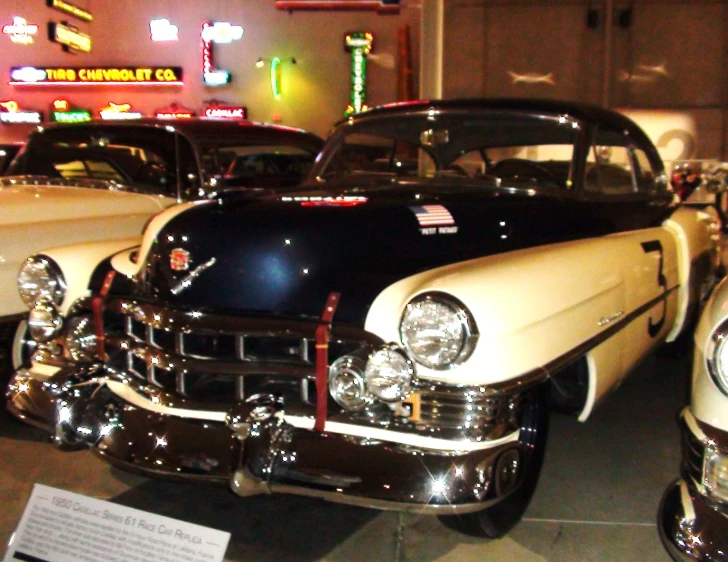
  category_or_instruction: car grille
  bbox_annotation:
[105,299,523,441]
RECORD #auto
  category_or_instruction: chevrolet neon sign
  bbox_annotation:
[9,66,184,86]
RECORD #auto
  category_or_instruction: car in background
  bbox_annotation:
[0,119,323,369]
[0,142,23,175]
[658,165,728,560]
[6,98,721,539]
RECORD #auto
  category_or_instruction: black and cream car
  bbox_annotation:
[7,99,722,538]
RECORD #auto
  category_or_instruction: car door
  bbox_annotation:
[575,125,681,418]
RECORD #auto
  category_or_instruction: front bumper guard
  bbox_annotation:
[7,364,528,515]
[658,478,728,561]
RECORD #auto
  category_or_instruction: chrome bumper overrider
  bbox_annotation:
[658,410,728,561]
[7,365,529,514]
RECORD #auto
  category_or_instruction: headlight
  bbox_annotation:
[64,315,97,362]
[365,344,414,402]
[400,293,478,370]
[18,255,66,308]
[27,303,62,343]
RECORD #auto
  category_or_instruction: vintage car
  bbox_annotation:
[659,165,728,560]
[0,118,323,368]
[6,99,722,538]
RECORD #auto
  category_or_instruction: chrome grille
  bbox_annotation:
[106,299,525,441]
[681,425,705,483]
[411,384,519,440]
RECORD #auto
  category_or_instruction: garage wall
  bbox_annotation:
[443,0,728,161]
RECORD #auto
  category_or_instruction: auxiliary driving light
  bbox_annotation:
[28,303,62,343]
[328,355,373,411]
[364,344,415,402]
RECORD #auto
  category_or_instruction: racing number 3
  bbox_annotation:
[641,240,667,337]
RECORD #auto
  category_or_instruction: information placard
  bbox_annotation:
[4,484,230,562]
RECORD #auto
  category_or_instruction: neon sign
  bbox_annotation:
[51,98,91,122]
[203,101,246,119]
[201,22,244,44]
[3,17,39,45]
[99,102,142,120]
[344,32,373,115]
[49,21,92,53]
[155,103,195,119]
[275,1,399,13]
[271,58,283,100]
[47,0,93,22]
[0,100,43,124]
[201,21,243,87]
[9,66,184,86]
[150,18,178,41]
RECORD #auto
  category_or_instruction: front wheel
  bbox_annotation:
[438,386,550,538]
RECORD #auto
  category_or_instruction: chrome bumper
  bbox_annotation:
[9,364,529,515]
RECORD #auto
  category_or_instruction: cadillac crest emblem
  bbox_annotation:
[170,248,190,271]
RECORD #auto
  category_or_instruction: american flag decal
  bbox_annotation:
[410,205,455,227]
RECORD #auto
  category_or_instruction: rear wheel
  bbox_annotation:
[438,386,549,538]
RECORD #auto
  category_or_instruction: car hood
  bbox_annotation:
[0,184,172,225]
[127,182,596,327]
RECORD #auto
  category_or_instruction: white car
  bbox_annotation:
[659,270,728,559]
[0,118,323,367]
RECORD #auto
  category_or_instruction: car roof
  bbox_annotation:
[36,118,325,151]
[341,98,653,147]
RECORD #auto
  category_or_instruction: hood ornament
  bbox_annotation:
[170,248,191,271]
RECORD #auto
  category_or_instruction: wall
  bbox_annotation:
[442,0,728,162]
[0,0,421,142]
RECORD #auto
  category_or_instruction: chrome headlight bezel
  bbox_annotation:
[399,292,478,370]
[27,303,62,343]
[706,319,728,397]
[18,255,67,308]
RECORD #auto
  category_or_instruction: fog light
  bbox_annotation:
[704,448,728,503]
[64,315,97,362]
[28,304,62,343]
[365,344,414,402]
[329,355,373,411]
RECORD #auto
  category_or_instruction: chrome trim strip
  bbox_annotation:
[542,285,679,376]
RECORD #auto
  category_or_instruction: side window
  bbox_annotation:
[585,127,636,195]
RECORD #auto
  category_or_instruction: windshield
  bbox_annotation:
[312,110,579,190]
